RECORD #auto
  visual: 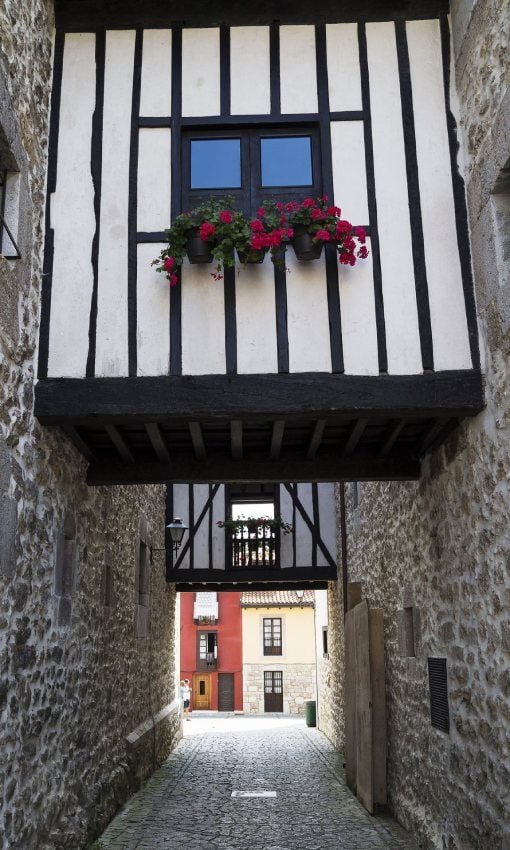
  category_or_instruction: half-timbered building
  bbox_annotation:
[35,0,484,501]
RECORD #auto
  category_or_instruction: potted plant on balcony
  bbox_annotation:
[285,197,369,265]
[216,516,293,535]
[153,197,259,282]
[247,201,294,267]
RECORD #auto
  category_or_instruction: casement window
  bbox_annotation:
[322,626,329,658]
[197,631,218,669]
[263,617,282,656]
[182,126,321,215]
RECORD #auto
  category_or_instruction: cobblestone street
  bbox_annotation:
[99,715,417,849]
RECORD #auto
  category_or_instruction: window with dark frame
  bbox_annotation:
[182,126,322,215]
[263,617,282,656]
[197,631,218,669]
[322,626,329,658]
[428,657,450,733]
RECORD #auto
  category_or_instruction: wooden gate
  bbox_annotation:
[264,671,283,712]
[344,599,386,814]
[218,672,235,712]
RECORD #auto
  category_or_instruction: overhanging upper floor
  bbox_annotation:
[34,370,484,484]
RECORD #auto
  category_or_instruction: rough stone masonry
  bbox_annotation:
[319,1,510,848]
[0,2,180,847]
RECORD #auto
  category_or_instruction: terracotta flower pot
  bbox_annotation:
[186,228,215,264]
[237,248,266,264]
[291,226,324,261]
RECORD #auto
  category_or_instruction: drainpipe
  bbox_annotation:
[339,483,348,618]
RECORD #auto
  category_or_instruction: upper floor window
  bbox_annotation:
[194,591,218,624]
[263,617,282,656]
[197,631,217,669]
[182,126,321,215]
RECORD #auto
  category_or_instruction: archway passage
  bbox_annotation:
[98,715,416,849]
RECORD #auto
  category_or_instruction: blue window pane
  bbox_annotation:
[261,137,313,187]
[191,139,241,189]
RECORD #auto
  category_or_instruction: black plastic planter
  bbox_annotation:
[237,249,266,264]
[186,228,215,264]
[291,227,323,261]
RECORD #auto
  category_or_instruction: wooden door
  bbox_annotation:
[193,673,211,710]
[218,672,235,712]
[264,670,283,712]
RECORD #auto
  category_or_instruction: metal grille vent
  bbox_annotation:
[428,657,450,733]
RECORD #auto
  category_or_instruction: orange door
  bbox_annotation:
[193,673,211,710]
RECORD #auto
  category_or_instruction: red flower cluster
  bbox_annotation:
[163,256,178,286]
[283,197,369,267]
[199,221,216,241]
[219,210,233,224]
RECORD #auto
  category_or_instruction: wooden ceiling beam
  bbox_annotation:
[86,450,420,486]
[231,420,243,461]
[306,419,326,460]
[189,421,207,461]
[269,420,285,460]
[105,424,134,464]
[342,418,368,457]
[380,419,406,458]
[145,422,171,463]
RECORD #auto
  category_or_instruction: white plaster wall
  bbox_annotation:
[280,26,318,114]
[181,260,226,374]
[211,484,226,571]
[140,29,172,116]
[137,128,171,232]
[95,30,135,377]
[317,483,338,567]
[286,252,332,372]
[173,484,190,569]
[279,485,294,569]
[191,484,210,568]
[326,23,362,111]
[136,243,170,376]
[48,32,96,378]
[182,28,220,117]
[407,19,472,370]
[230,27,271,115]
[331,121,378,375]
[366,22,422,375]
[236,255,278,374]
[295,483,314,567]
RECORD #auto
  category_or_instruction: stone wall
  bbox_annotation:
[0,3,180,848]
[315,584,345,750]
[335,3,510,848]
[243,663,316,715]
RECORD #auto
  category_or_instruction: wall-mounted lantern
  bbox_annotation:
[150,517,188,562]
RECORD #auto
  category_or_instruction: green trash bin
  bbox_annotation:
[305,699,316,727]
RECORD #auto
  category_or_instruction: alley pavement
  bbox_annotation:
[99,715,417,850]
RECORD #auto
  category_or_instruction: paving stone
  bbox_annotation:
[100,715,418,850]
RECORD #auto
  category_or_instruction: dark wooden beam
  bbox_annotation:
[418,418,447,456]
[104,424,134,463]
[306,419,326,460]
[175,580,331,591]
[231,420,243,461]
[380,419,407,458]
[342,418,368,457]
[168,566,337,584]
[35,370,484,424]
[86,450,420,486]
[145,422,170,463]
[189,421,206,461]
[270,420,285,460]
[57,0,450,31]
[60,424,98,463]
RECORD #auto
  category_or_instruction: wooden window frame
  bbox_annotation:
[196,630,218,670]
[181,124,322,216]
[263,617,282,656]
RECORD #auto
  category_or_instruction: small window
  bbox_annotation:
[197,631,217,668]
[322,626,328,658]
[199,680,206,696]
[190,138,241,189]
[260,136,313,187]
[428,657,450,733]
[263,617,282,656]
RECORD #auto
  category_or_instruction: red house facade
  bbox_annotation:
[180,591,243,712]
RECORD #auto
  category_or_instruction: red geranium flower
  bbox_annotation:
[219,210,233,224]
[354,226,366,243]
[327,205,342,217]
[357,246,369,259]
[199,221,216,241]
[257,207,266,218]
[302,198,316,208]
[311,208,327,221]
[335,219,353,236]
[315,229,331,241]
[163,256,175,271]
[339,251,356,266]
[250,219,264,233]
[250,233,267,251]
[168,272,179,286]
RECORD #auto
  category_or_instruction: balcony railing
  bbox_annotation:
[231,523,277,569]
